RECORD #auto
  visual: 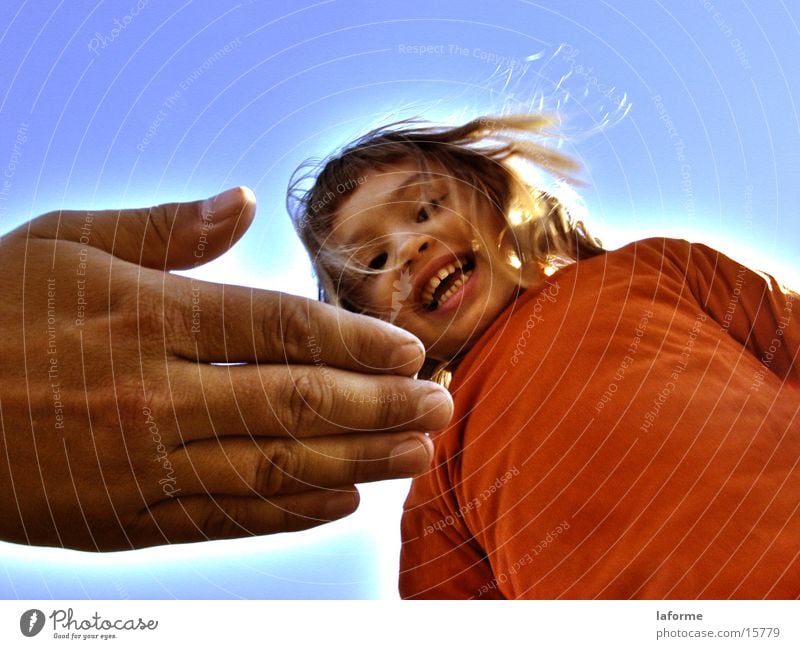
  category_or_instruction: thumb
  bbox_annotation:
[14,186,256,271]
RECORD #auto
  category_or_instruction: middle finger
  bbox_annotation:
[169,361,453,443]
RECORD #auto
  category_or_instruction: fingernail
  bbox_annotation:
[389,337,426,375]
[390,437,433,475]
[324,490,359,520]
[202,187,254,220]
[417,387,454,429]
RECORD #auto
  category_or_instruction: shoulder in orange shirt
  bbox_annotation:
[400,238,800,599]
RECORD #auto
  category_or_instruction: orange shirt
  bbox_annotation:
[400,238,800,599]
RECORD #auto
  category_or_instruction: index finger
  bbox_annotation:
[166,277,426,376]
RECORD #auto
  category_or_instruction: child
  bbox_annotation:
[289,115,800,599]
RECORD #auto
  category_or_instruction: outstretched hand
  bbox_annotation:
[0,187,452,551]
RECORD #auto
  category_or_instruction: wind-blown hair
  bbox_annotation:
[288,114,604,319]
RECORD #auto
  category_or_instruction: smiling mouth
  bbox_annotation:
[422,256,476,311]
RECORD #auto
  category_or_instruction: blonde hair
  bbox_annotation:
[287,114,605,376]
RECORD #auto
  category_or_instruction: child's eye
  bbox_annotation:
[417,195,446,223]
[368,252,388,270]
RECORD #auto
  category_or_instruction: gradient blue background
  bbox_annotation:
[0,0,798,599]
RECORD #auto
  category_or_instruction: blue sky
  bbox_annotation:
[1,0,798,598]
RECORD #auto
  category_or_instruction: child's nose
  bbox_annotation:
[398,234,431,267]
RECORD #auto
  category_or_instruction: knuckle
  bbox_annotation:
[282,370,330,433]
[252,442,300,496]
[276,296,314,362]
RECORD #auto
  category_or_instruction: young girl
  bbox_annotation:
[289,115,800,599]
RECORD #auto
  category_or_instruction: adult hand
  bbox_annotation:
[0,187,452,551]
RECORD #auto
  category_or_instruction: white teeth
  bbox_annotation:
[437,265,455,281]
[420,257,472,306]
[436,270,473,304]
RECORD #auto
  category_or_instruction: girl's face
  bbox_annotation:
[333,160,521,361]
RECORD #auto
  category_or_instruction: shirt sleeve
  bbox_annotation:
[399,469,502,599]
[665,239,799,385]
